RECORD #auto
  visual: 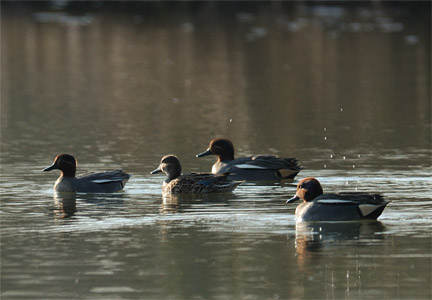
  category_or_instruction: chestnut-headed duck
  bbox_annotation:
[287,177,389,221]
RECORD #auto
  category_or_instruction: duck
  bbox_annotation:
[196,138,301,181]
[43,154,130,193]
[151,154,242,194]
[286,177,389,221]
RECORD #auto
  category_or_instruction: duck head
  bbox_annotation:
[287,177,323,203]
[151,155,182,182]
[196,138,235,162]
[43,154,77,177]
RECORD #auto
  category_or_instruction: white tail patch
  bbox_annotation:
[359,204,382,216]
[278,169,295,177]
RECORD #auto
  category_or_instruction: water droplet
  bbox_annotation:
[324,137,327,141]
[343,156,346,160]
[229,118,233,123]
[340,108,344,112]
[358,154,361,158]
[352,164,356,168]
[323,164,327,168]
[330,154,333,158]
[324,127,327,131]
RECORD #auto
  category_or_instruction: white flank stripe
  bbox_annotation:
[316,199,355,204]
[92,179,115,184]
[359,204,381,216]
[235,164,267,169]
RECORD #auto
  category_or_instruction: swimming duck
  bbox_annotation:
[151,155,242,194]
[286,177,389,221]
[43,154,130,193]
[196,138,301,181]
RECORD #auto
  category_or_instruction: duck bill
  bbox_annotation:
[150,168,162,175]
[43,163,58,172]
[196,149,212,158]
[286,195,300,204]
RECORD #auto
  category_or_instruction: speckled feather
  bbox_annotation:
[163,172,241,194]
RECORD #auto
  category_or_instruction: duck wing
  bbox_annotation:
[167,172,240,194]
[314,193,386,204]
[232,155,301,170]
[314,193,389,219]
[78,170,131,184]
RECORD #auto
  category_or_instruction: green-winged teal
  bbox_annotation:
[196,138,301,181]
[43,154,130,193]
[286,177,389,221]
[151,155,242,195]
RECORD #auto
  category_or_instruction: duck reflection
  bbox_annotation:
[160,193,232,213]
[53,192,126,219]
[294,221,386,271]
[78,192,125,206]
[53,192,77,219]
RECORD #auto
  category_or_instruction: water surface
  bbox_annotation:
[1,2,431,299]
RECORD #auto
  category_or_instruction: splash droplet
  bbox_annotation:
[229,118,233,123]
[343,156,346,160]
[324,137,327,141]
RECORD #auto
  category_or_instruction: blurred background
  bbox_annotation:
[2,1,430,173]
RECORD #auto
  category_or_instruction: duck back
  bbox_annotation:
[296,193,389,221]
[55,170,130,193]
[214,155,301,181]
[163,173,241,194]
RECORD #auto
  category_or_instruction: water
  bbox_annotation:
[1,2,431,299]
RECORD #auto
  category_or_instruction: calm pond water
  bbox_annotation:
[1,2,431,299]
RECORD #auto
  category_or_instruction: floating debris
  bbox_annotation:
[405,35,419,45]
[303,5,346,18]
[245,27,268,41]
[33,12,93,26]
[236,12,255,23]
[182,22,195,33]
